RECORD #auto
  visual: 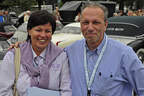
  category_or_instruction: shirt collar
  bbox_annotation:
[85,34,106,55]
[31,45,46,60]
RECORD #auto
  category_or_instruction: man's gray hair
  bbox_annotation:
[81,2,108,21]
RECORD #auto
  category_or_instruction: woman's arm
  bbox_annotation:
[59,52,72,96]
[0,51,15,96]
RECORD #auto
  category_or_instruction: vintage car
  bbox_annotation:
[107,16,144,63]
[0,23,16,60]
[52,22,83,48]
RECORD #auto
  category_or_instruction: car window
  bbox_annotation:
[106,22,140,37]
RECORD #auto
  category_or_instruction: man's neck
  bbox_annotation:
[87,39,103,51]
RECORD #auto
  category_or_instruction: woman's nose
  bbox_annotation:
[40,31,47,37]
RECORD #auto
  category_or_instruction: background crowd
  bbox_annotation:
[113,9,144,16]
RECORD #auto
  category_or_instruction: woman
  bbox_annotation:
[0,10,71,96]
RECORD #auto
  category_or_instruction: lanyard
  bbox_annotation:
[84,36,107,91]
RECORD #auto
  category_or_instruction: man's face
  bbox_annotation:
[80,7,108,45]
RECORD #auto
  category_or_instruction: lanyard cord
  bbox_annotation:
[84,36,108,90]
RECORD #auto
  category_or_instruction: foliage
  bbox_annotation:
[0,0,37,11]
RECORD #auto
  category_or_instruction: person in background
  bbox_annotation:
[65,2,144,96]
[127,10,135,16]
[55,7,62,22]
[113,12,118,16]
[0,11,4,23]
[74,12,80,22]
[137,9,143,16]
[0,10,71,96]
[3,10,11,23]
[118,10,124,16]
[24,10,31,23]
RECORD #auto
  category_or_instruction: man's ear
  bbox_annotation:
[104,20,108,31]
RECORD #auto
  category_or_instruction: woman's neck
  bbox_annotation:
[33,47,44,56]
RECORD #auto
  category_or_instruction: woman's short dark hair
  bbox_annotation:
[27,10,56,41]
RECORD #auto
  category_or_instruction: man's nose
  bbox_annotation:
[87,23,94,30]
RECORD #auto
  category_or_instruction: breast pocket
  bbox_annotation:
[91,73,115,96]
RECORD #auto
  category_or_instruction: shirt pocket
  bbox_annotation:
[91,73,115,96]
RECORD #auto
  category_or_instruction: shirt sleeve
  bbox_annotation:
[122,47,144,95]
[59,52,72,96]
[0,51,15,96]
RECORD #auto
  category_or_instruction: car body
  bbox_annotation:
[128,37,144,63]
[0,23,16,60]
[8,22,28,44]
[52,22,83,48]
[0,23,16,40]
[9,12,18,24]
[106,16,144,63]
[0,40,10,60]
[106,16,144,44]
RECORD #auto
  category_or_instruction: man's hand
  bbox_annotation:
[8,41,24,50]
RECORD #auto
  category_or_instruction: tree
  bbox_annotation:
[0,0,36,11]
[18,0,37,11]
[36,0,45,10]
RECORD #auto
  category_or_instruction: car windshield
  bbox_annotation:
[106,22,140,37]
[60,26,81,34]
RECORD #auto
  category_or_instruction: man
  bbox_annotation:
[3,10,11,23]
[0,11,4,23]
[65,2,144,96]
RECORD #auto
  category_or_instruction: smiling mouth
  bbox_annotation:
[39,39,46,42]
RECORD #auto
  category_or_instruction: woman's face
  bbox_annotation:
[28,23,52,54]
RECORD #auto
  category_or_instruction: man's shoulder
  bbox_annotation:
[66,39,84,49]
[107,38,132,52]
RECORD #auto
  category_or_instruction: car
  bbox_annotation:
[8,22,28,44]
[52,22,83,48]
[0,23,16,40]
[106,16,144,63]
[128,36,144,63]
[0,23,16,60]
[9,11,18,24]
[106,16,144,44]
[0,39,10,60]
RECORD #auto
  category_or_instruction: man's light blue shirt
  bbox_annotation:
[86,35,106,78]
[65,34,144,96]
